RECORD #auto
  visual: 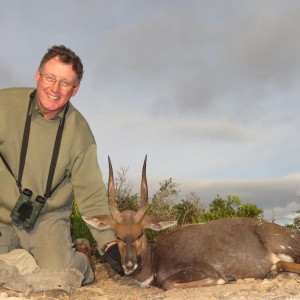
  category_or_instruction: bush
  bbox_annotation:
[70,202,100,260]
[173,193,205,225]
[285,212,300,233]
[195,194,264,222]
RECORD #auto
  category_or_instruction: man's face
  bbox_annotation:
[34,56,80,119]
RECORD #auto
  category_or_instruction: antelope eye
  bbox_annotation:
[136,232,143,240]
[132,233,143,245]
[117,236,127,246]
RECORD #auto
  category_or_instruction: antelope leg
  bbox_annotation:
[162,277,226,289]
[276,261,300,274]
[160,265,226,290]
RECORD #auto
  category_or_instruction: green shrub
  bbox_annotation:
[70,202,100,260]
[285,213,300,233]
[195,194,263,222]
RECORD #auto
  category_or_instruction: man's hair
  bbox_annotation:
[39,45,84,82]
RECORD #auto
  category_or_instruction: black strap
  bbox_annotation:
[1,90,68,199]
[17,91,35,189]
[44,103,69,198]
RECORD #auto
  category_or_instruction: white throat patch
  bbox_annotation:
[140,275,154,288]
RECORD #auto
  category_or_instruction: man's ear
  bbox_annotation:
[34,69,40,84]
[71,82,80,97]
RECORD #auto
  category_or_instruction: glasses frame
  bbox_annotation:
[39,72,77,91]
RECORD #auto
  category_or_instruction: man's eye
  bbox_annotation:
[61,80,72,87]
[46,76,56,83]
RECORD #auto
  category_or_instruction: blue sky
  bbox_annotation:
[1,0,300,224]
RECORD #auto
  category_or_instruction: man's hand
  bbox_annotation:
[103,243,124,276]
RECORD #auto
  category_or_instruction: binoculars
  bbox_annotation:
[10,188,46,232]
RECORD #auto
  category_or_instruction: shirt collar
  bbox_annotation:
[29,92,67,120]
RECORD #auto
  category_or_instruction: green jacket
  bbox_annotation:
[0,87,115,252]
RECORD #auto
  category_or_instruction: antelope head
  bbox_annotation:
[83,156,177,275]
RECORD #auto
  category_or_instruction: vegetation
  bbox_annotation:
[285,211,300,233]
[195,194,263,222]
[113,167,139,211]
[70,201,95,243]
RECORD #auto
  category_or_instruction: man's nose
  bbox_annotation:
[51,81,60,92]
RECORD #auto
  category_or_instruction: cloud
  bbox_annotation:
[87,0,300,124]
[167,121,256,142]
[264,201,300,226]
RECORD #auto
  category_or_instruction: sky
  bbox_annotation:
[1,0,300,225]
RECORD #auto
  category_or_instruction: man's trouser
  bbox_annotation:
[0,209,94,285]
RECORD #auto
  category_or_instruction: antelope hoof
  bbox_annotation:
[225,275,236,283]
[267,270,278,279]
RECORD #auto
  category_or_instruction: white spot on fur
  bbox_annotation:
[268,253,280,264]
[278,254,293,262]
[217,279,226,285]
[280,245,286,250]
[140,275,154,288]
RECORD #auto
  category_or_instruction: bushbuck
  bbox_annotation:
[83,157,300,290]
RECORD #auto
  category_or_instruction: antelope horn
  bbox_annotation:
[134,155,149,222]
[108,156,122,223]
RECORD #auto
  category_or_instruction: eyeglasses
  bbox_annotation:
[39,73,76,91]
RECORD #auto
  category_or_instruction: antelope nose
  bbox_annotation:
[126,260,134,268]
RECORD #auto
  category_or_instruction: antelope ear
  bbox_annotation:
[142,216,177,231]
[82,215,115,230]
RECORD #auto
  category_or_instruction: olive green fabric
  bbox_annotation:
[0,211,94,285]
[0,87,115,276]
[0,249,84,292]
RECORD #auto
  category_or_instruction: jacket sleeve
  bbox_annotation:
[70,144,116,254]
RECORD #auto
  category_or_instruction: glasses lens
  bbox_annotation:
[40,73,74,91]
[42,75,56,85]
[60,80,74,91]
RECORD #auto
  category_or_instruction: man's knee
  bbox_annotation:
[24,213,74,270]
[0,225,20,254]
[32,245,94,285]
[31,243,75,270]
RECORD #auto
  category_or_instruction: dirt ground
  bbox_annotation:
[1,263,300,300]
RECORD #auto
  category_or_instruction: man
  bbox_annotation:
[0,45,122,285]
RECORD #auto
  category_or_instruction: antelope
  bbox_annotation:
[83,157,300,290]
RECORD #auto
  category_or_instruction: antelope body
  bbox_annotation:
[83,157,300,290]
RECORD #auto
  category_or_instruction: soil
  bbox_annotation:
[1,263,300,300]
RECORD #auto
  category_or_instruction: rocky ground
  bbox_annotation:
[1,263,300,300]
